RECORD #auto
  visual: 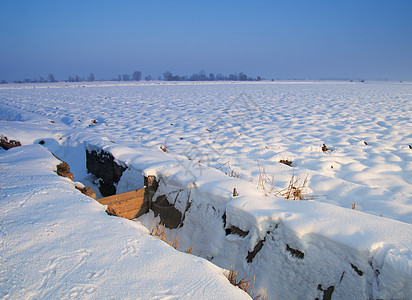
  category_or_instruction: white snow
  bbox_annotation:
[1,81,411,223]
[1,81,411,299]
[82,137,412,299]
[0,144,250,299]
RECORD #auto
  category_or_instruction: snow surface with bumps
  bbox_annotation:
[1,81,411,299]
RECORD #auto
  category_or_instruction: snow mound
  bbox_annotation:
[0,145,250,299]
[85,138,412,299]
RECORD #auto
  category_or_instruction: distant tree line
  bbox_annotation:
[3,73,59,84]
[162,70,262,82]
[1,70,263,84]
[2,71,143,84]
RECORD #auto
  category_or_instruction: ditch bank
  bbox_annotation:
[85,137,412,300]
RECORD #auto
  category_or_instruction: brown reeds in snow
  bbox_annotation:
[150,223,192,253]
[160,138,167,152]
[226,265,267,300]
[278,174,309,201]
[257,160,315,200]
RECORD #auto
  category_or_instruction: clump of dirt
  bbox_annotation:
[246,238,266,263]
[279,159,292,167]
[1,136,21,150]
[225,225,249,237]
[56,161,74,181]
[322,144,330,152]
[89,119,98,126]
[75,186,96,199]
[316,284,334,300]
[55,157,96,199]
[286,244,304,259]
[350,263,364,276]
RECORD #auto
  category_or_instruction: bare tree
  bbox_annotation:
[216,73,224,81]
[163,71,172,81]
[48,74,56,82]
[132,71,142,81]
[190,73,200,81]
[238,72,247,81]
[88,73,95,82]
[229,73,238,81]
[199,70,207,81]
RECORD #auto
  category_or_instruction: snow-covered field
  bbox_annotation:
[0,144,250,299]
[1,81,411,222]
[1,81,412,299]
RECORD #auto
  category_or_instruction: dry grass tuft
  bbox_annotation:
[150,223,193,253]
[253,290,267,300]
[226,265,267,300]
[352,202,358,210]
[257,160,275,196]
[160,138,167,152]
[227,266,250,291]
[277,175,310,201]
[170,237,179,249]
[218,161,241,179]
[150,223,167,241]
[257,161,316,201]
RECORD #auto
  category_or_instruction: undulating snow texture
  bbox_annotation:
[1,81,411,299]
[1,81,411,223]
[84,138,412,299]
[0,145,250,299]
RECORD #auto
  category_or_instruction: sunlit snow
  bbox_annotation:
[1,81,411,299]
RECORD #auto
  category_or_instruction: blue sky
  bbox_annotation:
[1,0,411,81]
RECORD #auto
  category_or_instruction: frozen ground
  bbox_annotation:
[1,81,411,299]
[1,81,411,223]
[0,144,251,299]
[82,131,412,299]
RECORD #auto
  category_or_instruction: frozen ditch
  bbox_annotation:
[1,144,252,299]
[1,82,411,299]
[84,136,412,300]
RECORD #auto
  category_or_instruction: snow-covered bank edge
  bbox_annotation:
[2,90,411,299]
[84,137,412,299]
[0,144,251,299]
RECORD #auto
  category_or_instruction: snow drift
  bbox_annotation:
[84,138,412,299]
[0,144,251,299]
[1,81,411,299]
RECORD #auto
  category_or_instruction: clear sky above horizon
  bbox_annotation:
[1,0,411,81]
